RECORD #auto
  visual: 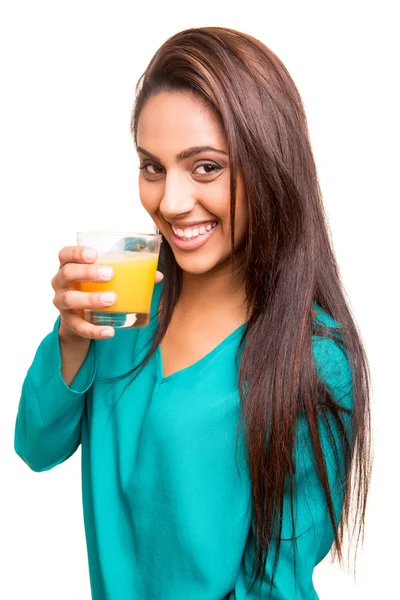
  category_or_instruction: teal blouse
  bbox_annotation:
[14,281,353,599]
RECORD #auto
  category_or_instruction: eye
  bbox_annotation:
[139,162,164,177]
[139,160,224,179]
[194,162,223,176]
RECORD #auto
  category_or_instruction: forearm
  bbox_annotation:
[14,318,96,471]
[15,382,84,472]
[59,321,91,387]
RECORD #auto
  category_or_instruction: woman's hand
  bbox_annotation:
[52,246,163,342]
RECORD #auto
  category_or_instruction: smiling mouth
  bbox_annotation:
[170,220,218,240]
[166,220,219,251]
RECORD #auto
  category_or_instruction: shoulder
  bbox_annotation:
[311,303,353,409]
[312,301,341,330]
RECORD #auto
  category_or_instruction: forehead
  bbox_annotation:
[136,92,227,154]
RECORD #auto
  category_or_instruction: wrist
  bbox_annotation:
[58,319,89,348]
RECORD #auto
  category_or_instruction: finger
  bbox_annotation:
[57,290,117,311]
[53,263,114,290]
[62,311,115,340]
[155,271,164,283]
[58,246,98,268]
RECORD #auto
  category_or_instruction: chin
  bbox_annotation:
[174,258,217,275]
[172,249,231,276]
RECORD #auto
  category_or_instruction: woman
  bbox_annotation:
[15,27,372,599]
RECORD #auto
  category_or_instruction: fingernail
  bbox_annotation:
[97,266,114,280]
[101,328,114,338]
[83,248,96,260]
[101,292,117,305]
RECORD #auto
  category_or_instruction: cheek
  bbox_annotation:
[139,181,160,217]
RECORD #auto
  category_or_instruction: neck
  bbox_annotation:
[179,256,248,317]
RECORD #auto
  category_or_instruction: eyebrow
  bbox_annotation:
[136,145,228,163]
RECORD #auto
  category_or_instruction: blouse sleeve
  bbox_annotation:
[14,316,96,472]
[229,336,354,599]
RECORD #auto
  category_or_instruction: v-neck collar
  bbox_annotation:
[155,323,246,384]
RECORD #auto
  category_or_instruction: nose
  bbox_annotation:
[159,171,196,221]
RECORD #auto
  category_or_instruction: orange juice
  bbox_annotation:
[79,251,159,314]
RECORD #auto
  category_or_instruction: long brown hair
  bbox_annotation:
[124,27,372,595]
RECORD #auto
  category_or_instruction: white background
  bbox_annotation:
[1,1,398,598]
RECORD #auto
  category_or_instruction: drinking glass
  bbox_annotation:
[77,231,161,328]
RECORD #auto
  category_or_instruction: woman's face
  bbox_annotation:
[136,91,248,275]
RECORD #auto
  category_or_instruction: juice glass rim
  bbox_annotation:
[77,231,161,237]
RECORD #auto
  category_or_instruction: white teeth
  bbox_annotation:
[172,221,218,239]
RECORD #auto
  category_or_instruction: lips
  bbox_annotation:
[168,221,219,251]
